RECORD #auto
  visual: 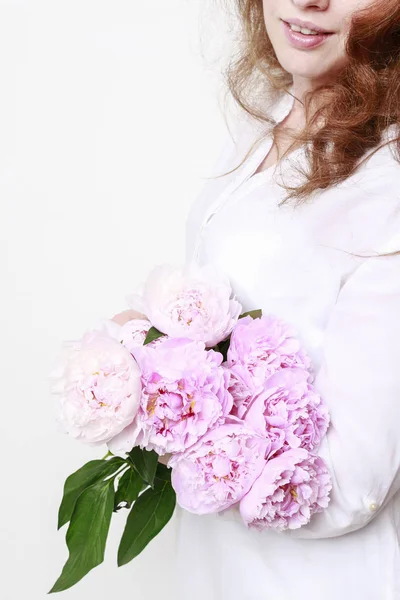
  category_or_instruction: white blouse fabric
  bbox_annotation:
[175,90,400,600]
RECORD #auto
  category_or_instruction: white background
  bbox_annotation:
[0,1,236,598]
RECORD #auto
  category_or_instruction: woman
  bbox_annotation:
[115,0,400,598]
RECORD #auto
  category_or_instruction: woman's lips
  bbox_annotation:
[282,20,333,50]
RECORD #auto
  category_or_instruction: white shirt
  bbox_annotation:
[175,90,400,600]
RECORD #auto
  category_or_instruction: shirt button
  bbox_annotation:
[369,503,378,512]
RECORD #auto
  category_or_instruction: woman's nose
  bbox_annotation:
[291,0,330,9]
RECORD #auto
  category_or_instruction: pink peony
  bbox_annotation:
[51,331,142,445]
[118,318,153,352]
[108,338,233,456]
[240,448,332,530]
[244,368,329,457]
[169,421,269,514]
[94,318,165,355]
[128,263,242,347]
[227,315,312,418]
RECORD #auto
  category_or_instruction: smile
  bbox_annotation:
[282,19,334,50]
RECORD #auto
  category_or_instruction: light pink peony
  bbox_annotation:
[227,315,312,418]
[240,448,332,530]
[94,317,164,355]
[128,263,242,347]
[51,331,142,445]
[169,421,270,514]
[118,318,153,352]
[244,368,329,457]
[108,338,233,456]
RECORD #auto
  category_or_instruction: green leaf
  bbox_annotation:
[155,462,172,483]
[117,479,176,567]
[58,457,125,529]
[128,447,158,487]
[114,468,143,511]
[215,336,231,362]
[49,479,115,593]
[239,309,262,320]
[143,326,164,346]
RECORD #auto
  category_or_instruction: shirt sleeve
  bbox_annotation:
[185,115,264,265]
[184,128,239,265]
[286,231,400,539]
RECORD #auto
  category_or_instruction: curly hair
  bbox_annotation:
[214,0,400,211]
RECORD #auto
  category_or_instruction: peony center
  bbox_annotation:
[170,289,208,327]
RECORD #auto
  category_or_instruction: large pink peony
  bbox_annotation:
[227,315,312,418]
[244,368,329,457]
[51,331,142,445]
[108,338,233,456]
[128,263,242,347]
[240,448,332,530]
[169,421,269,514]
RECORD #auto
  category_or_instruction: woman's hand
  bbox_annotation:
[111,309,147,326]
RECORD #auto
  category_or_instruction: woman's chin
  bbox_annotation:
[276,55,327,79]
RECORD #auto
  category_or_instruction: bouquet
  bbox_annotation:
[49,263,332,593]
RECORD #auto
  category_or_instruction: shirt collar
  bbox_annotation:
[269,85,295,124]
